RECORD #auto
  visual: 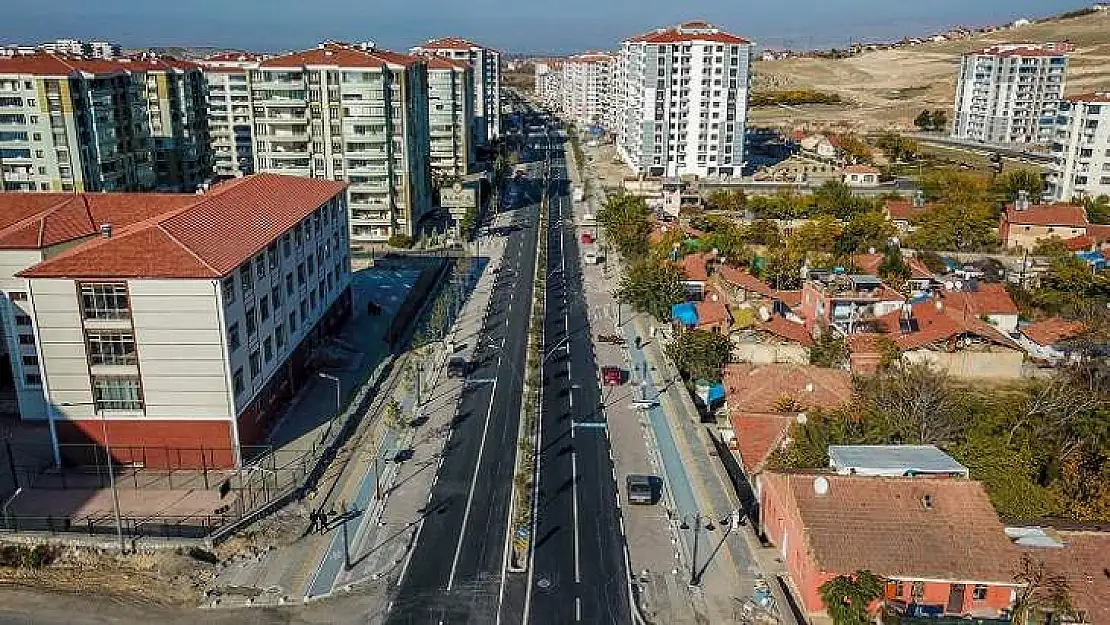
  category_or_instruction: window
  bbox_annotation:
[275,323,286,349]
[239,263,253,292]
[254,255,266,279]
[297,263,306,286]
[307,255,315,277]
[24,373,42,386]
[972,585,988,601]
[259,295,270,322]
[300,299,308,320]
[245,306,257,337]
[263,337,273,363]
[249,350,261,378]
[286,273,294,296]
[92,376,144,411]
[222,276,236,305]
[228,322,241,352]
[79,283,129,319]
[268,242,279,271]
[233,367,245,396]
[18,334,35,345]
[15,313,31,326]
[86,331,137,366]
[282,234,291,258]
[288,310,297,333]
[8,291,27,301]
[911,581,925,600]
[271,285,282,309]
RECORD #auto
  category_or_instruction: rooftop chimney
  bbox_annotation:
[912,190,925,208]
[1016,190,1030,211]
[99,223,112,238]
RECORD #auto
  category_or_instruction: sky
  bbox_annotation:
[1,0,1095,54]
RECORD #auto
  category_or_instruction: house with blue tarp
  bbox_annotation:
[1076,249,1107,271]
[672,302,698,328]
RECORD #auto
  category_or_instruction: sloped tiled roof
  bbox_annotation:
[695,300,730,328]
[1004,203,1088,227]
[260,43,389,69]
[884,200,933,222]
[16,174,346,279]
[0,194,195,250]
[869,300,1018,351]
[680,253,710,282]
[1065,91,1110,104]
[774,290,803,309]
[723,363,851,413]
[758,315,814,347]
[625,24,751,45]
[852,253,934,280]
[0,52,128,76]
[730,412,794,474]
[1028,532,1110,625]
[1021,318,1086,346]
[717,265,774,297]
[416,37,488,51]
[762,472,1019,583]
[941,283,1019,316]
[843,164,879,175]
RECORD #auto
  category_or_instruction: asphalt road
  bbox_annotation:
[386,164,541,624]
[528,132,633,625]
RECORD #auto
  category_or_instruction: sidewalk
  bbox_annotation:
[206,217,512,608]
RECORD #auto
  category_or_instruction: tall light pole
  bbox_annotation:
[61,401,124,552]
[318,372,341,441]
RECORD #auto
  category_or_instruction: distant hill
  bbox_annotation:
[122,47,252,60]
[750,10,1110,132]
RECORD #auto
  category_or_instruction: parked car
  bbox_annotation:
[626,474,656,504]
[601,366,624,386]
[447,357,472,378]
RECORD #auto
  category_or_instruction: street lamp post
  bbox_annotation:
[318,372,341,427]
[61,401,125,552]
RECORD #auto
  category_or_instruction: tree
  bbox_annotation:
[759,246,805,290]
[384,399,407,431]
[809,331,848,368]
[1012,553,1074,625]
[702,223,751,266]
[744,219,782,247]
[616,259,685,321]
[838,210,896,255]
[704,188,746,212]
[790,214,844,253]
[875,132,919,163]
[1081,194,1110,224]
[665,329,731,382]
[855,362,965,446]
[906,201,997,252]
[918,168,992,205]
[836,133,874,164]
[914,109,934,131]
[994,169,1045,203]
[819,570,885,625]
[597,194,653,259]
[388,233,414,248]
[877,245,910,288]
[930,109,948,131]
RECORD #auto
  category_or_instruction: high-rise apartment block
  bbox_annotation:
[201,53,264,178]
[251,43,432,243]
[0,174,352,468]
[562,53,616,130]
[951,43,1071,146]
[419,54,475,183]
[411,38,501,145]
[0,54,156,192]
[1046,92,1110,201]
[534,60,563,110]
[615,22,753,178]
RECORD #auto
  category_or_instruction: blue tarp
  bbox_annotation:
[705,382,725,403]
[1077,250,1107,269]
[672,302,698,326]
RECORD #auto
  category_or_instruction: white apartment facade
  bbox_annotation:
[201,54,264,178]
[534,61,563,111]
[1,174,351,468]
[421,54,475,182]
[1046,92,1110,201]
[562,53,615,130]
[251,43,432,243]
[951,43,1071,146]
[411,37,501,145]
[615,21,754,178]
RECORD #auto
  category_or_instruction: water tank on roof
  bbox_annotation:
[813,476,829,496]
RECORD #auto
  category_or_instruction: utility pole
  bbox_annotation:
[340,500,351,570]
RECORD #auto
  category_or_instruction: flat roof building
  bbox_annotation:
[828,445,970,478]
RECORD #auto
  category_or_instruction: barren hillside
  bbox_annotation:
[750,11,1110,132]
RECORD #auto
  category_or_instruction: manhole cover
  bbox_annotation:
[536,578,551,589]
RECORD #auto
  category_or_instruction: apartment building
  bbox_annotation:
[201,53,264,178]
[615,21,754,178]
[0,174,351,468]
[123,57,212,191]
[1046,92,1110,201]
[534,61,563,110]
[562,53,615,130]
[411,37,501,145]
[251,43,432,243]
[951,43,1070,146]
[420,54,475,182]
[0,53,156,193]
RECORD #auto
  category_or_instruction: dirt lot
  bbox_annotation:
[751,11,1110,132]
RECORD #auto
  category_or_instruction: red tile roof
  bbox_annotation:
[1021,318,1086,346]
[0,53,127,77]
[730,412,794,474]
[1004,203,1088,228]
[1028,532,1110,625]
[0,194,196,250]
[16,174,346,279]
[843,164,879,175]
[717,265,774,297]
[941,282,1019,316]
[762,472,1020,583]
[205,51,265,62]
[774,290,803,309]
[868,299,1018,351]
[1064,91,1110,104]
[625,24,751,45]
[1065,234,1094,251]
[759,316,814,347]
[884,200,933,222]
[1087,223,1110,244]
[260,43,388,69]
[417,53,471,70]
[416,37,491,52]
[680,253,710,282]
[723,363,851,414]
[852,253,934,280]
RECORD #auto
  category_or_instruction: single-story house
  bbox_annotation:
[999,201,1089,250]
[939,282,1020,334]
[842,164,881,187]
[884,197,934,234]
[1018,317,1086,363]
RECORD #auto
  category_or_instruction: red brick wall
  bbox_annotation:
[887,580,1014,615]
[57,419,235,468]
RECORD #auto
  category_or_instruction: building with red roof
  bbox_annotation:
[1018,317,1087,363]
[616,22,753,179]
[999,200,1089,250]
[0,175,352,468]
[251,43,432,243]
[938,281,1020,333]
[411,37,500,144]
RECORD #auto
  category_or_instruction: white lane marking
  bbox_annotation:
[446,364,501,591]
[572,451,581,584]
[575,597,582,622]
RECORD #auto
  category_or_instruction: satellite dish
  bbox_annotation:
[758,306,771,322]
[868,247,876,255]
[955,280,964,290]
[452,182,463,192]
[945,280,955,291]
[813,476,829,496]
[796,412,808,425]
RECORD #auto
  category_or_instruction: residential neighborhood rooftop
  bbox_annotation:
[828,445,970,478]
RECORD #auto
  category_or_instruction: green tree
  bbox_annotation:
[616,259,685,321]
[790,214,844,253]
[809,331,848,368]
[906,201,997,252]
[819,570,885,625]
[597,194,653,259]
[930,109,948,131]
[836,133,873,164]
[702,223,751,266]
[914,109,933,131]
[838,210,896,255]
[1080,194,1110,224]
[875,132,919,163]
[877,245,911,288]
[918,168,992,205]
[665,329,731,382]
[759,246,805,290]
[744,219,783,247]
[388,233,415,248]
[384,399,408,431]
[704,188,747,212]
[994,169,1045,203]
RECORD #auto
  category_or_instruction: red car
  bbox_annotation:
[581,232,594,244]
[601,366,624,386]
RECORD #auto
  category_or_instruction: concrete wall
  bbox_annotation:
[732,343,809,365]
[902,349,1024,379]
[0,249,46,419]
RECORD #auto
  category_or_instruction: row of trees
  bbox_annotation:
[913,109,949,132]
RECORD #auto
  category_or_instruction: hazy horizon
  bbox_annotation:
[1,0,1094,54]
